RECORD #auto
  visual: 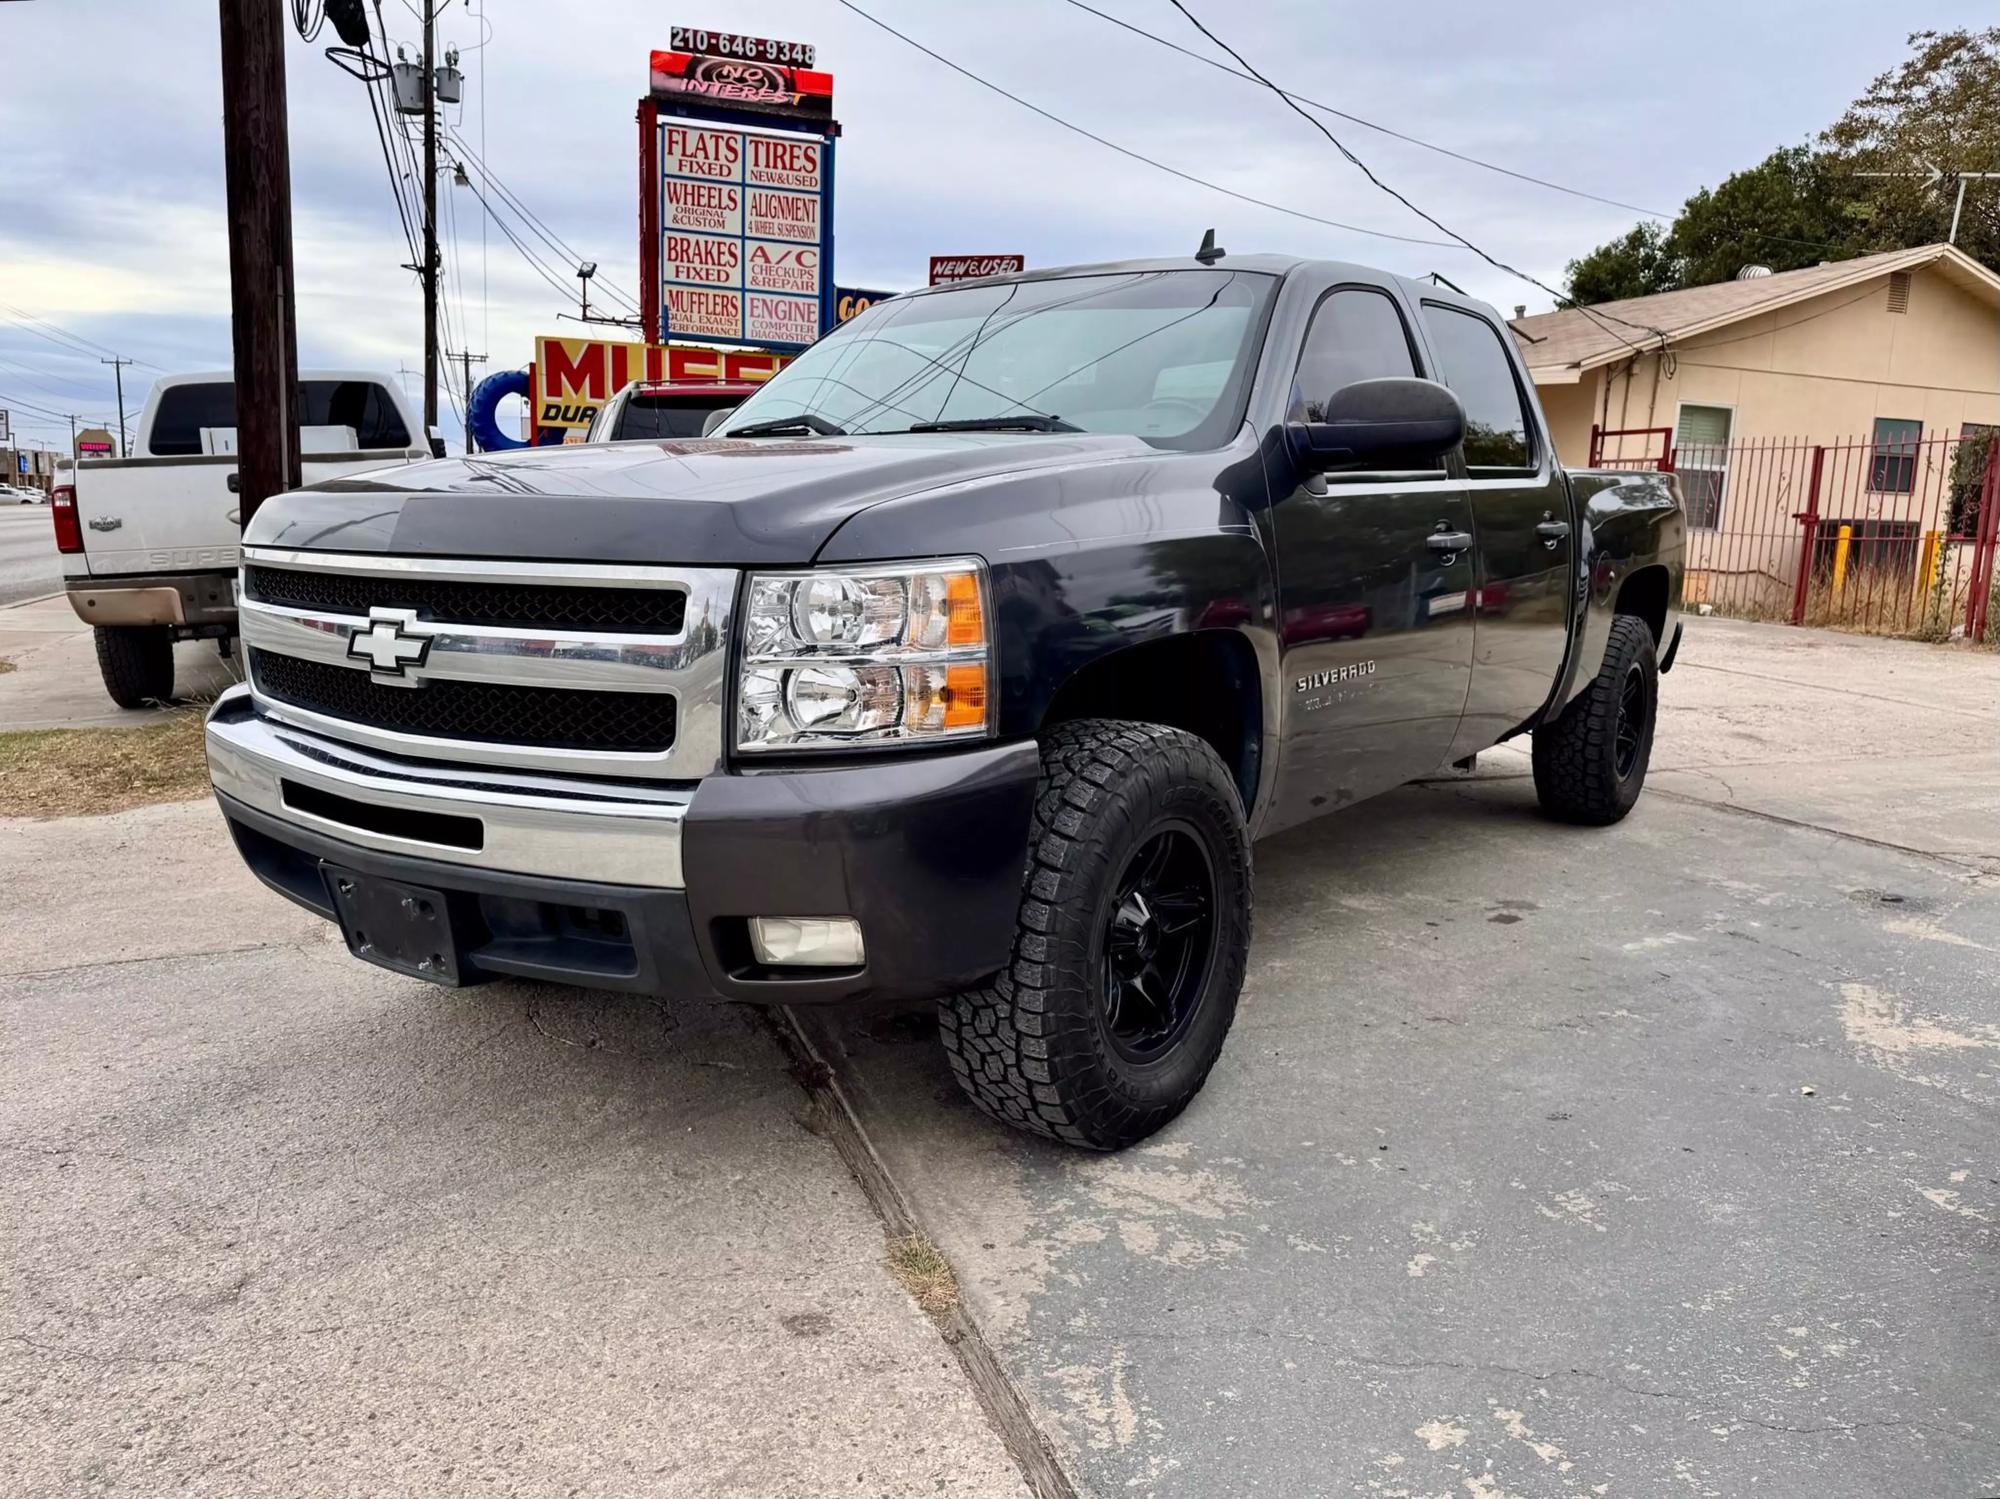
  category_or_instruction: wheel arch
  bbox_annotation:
[1038,630,1264,817]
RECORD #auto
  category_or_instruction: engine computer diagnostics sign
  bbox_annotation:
[658,119,826,350]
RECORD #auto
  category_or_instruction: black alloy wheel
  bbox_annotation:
[939,719,1252,1149]
[1531,613,1660,825]
[1102,825,1217,1061]
[1613,662,1650,780]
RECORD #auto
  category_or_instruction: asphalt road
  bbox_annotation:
[0,505,61,607]
[3,616,1996,1496]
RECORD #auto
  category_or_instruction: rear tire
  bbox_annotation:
[1532,614,1657,825]
[939,720,1251,1150]
[94,626,175,709]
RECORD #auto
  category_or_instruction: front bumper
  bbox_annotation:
[205,687,1039,1005]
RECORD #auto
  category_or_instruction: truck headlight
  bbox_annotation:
[737,559,993,752]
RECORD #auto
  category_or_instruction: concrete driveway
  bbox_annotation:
[804,619,2000,1498]
[3,617,1996,1496]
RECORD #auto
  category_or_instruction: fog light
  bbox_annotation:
[748,916,866,967]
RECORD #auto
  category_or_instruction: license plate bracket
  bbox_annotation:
[322,865,463,986]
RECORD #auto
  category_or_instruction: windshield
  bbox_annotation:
[722,270,1273,448]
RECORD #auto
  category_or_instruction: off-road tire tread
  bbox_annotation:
[1532,614,1655,825]
[94,626,175,709]
[939,720,1250,1150]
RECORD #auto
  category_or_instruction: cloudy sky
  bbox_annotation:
[0,0,1985,453]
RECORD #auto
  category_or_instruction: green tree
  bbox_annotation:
[1670,146,1863,285]
[1822,27,2000,274]
[1564,222,1681,305]
[1563,28,2000,304]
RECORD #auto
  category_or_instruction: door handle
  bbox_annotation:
[1536,518,1571,545]
[1426,531,1473,552]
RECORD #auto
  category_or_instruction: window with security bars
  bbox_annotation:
[1868,417,1921,494]
[1673,403,1732,529]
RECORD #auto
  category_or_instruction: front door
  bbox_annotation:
[1262,285,1476,833]
[1419,302,1576,759]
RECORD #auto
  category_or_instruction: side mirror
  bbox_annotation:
[1290,377,1464,472]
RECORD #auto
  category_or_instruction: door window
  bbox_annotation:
[1673,403,1734,530]
[1419,305,1534,471]
[1289,288,1419,423]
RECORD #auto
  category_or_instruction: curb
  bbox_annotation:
[767,1007,1080,1499]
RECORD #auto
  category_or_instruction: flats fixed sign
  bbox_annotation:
[643,37,838,351]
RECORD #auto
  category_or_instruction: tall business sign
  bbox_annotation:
[642,32,837,353]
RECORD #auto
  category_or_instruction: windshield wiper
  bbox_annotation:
[726,414,847,437]
[900,415,1081,434]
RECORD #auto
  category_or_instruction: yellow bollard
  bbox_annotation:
[1831,524,1853,606]
[1916,529,1942,605]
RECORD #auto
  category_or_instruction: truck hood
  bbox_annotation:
[244,432,1154,566]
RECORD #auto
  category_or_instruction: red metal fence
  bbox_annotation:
[1589,423,2000,643]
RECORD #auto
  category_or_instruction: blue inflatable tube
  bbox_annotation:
[467,368,536,452]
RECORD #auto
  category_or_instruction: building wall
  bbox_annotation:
[1530,265,2000,613]
[1532,264,2000,467]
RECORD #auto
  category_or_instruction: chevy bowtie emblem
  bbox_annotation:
[347,608,431,678]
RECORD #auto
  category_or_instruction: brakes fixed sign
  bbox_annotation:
[659,121,827,350]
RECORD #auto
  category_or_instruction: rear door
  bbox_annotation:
[1418,302,1575,759]
[1262,282,1476,832]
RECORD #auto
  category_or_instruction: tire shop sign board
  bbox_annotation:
[659,120,827,350]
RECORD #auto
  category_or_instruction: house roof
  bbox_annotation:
[1509,243,2000,382]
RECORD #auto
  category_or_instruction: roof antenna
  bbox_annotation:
[1194,228,1226,265]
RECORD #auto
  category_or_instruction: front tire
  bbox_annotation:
[1532,614,1658,825]
[939,720,1251,1150]
[94,626,176,709]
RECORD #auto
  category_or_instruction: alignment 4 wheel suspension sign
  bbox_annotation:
[641,39,839,352]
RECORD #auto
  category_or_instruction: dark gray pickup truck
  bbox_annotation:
[205,252,1684,1149]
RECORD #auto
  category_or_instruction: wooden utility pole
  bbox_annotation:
[421,0,440,439]
[454,350,486,451]
[99,357,133,457]
[218,0,301,526]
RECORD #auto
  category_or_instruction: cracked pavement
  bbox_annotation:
[805,618,2000,1498]
[0,805,1026,1496]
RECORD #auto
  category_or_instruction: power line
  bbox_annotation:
[1057,0,1675,222]
[0,302,164,373]
[454,171,586,304]
[444,125,641,312]
[829,0,1457,249]
[1161,0,1670,355]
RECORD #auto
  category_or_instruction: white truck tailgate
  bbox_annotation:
[68,450,427,578]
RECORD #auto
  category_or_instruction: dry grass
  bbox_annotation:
[0,708,210,819]
[0,657,15,675]
[885,1232,959,1323]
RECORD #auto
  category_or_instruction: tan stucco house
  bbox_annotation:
[1510,245,2000,624]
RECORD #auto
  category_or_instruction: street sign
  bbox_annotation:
[667,27,814,68]
[0,409,9,444]
[929,255,1025,286]
[658,120,829,350]
[649,48,833,125]
[77,426,114,458]
[834,286,896,323]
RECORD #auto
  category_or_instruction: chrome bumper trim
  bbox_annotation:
[205,687,688,887]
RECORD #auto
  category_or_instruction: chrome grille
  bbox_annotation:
[237,547,736,780]
[243,564,688,634]
[249,649,679,752]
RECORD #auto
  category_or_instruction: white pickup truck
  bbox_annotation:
[53,371,433,706]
